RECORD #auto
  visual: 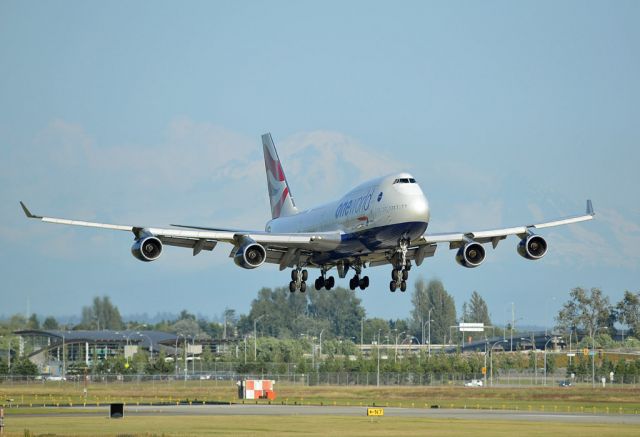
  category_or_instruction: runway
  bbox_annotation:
[31,404,640,425]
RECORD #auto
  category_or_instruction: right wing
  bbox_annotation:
[407,200,595,266]
[20,202,341,269]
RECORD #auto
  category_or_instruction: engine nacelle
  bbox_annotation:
[517,234,547,260]
[455,242,486,268]
[233,238,266,269]
[131,235,163,262]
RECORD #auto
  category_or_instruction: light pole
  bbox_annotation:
[319,329,325,360]
[543,337,555,386]
[591,327,607,388]
[2,336,18,374]
[61,333,66,380]
[519,336,536,384]
[174,333,185,377]
[394,331,406,363]
[376,329,382,387]
[428,308,433,358]
[254,315,265,361]
[137,332,154,361]
[489,340,507,386]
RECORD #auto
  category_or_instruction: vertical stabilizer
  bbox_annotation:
[262,133,298,219]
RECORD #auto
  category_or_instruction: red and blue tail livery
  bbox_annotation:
[262,133,298,219]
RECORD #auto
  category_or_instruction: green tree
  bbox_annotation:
[411,278,456,344]
[0,358,8,375]
[556,287,614,335]
[616,291,640,338]
[145,351,174,374]
[79,296,124,330]
[11,357,38,376]
[363,318,392,344]
[463,291,492,326]
[28,314,40,330]
[308,287,365,339]
[42,316,59,330]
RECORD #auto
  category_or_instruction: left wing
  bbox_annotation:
[19,202,341,269]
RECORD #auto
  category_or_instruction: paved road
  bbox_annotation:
[71,404,640,425]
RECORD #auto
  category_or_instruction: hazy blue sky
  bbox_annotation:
[1,1,638,327]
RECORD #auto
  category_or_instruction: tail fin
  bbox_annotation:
[262,133,298,219]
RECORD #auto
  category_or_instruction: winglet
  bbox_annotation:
[586,199,594,216]
[20,201,42,219]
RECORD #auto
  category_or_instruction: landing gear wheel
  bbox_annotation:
[402,270,409,281]
[315,277,324,290]
[390,281,397,292]
[392,269,400,281]
[301,270,308,281]
[289,281,297,293]
[325,276,335,290]
[359,275,369,290]
[349,275,360,291]
[291,270,299,281]
[400,281,407,292]
[300,281,307,293]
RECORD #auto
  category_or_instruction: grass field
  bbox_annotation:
[2,381,640,414]
[3,415,640,437]
[2,382,640,436]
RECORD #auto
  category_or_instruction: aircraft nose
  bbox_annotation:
[410,195,430,223]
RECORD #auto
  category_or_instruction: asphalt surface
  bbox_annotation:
[25,404,640,425]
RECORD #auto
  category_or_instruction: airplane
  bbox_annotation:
[20,133,595,293]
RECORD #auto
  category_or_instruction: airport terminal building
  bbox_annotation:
[14,330,231,376]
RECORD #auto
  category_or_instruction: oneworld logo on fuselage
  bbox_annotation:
[334,186,376,219]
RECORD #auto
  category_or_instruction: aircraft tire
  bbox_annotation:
[315,277,324,290]
[289,281,297,292]
[349,277,357,290]
[325,276,335,290]
[300,281,307,293]
[302,270,308,281]
[392,269,400,281]
[360,276,369,289]
[400,281,407,292]
[291,270,299,281]
[390,281,397,292]
[402,270,409,281]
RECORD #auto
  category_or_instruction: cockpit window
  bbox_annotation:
[393,178,416,184]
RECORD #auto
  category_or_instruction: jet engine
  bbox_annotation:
[233,237,266,269]
[517,234,547,260]
[131,235,163,262]
[455,242,486,268]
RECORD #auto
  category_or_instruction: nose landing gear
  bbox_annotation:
[389,239,411,292]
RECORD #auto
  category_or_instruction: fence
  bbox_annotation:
[1,370,638,387]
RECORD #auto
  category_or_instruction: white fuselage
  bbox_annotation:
[266,173,430,260]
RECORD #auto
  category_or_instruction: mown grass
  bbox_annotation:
[3,415,640,437]
[2,381,640,414]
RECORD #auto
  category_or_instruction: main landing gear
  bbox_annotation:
[289,268,308,293]
[314,266,335,290]
[349,274,370,291]
[390,239,411,292]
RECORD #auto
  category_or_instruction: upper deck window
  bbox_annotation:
[393,178,416,184]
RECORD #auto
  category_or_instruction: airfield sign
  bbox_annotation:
[459,323,485,332]
[367,408,384,416]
